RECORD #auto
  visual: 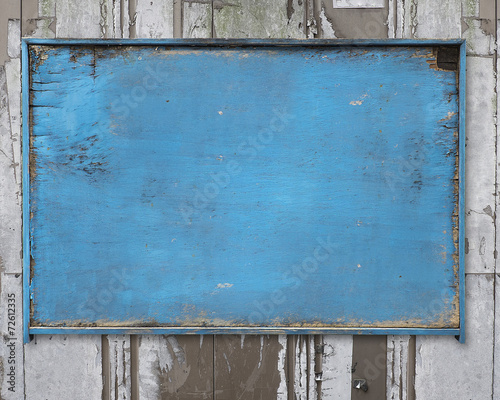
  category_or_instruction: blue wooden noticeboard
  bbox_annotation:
[22,39,466,342]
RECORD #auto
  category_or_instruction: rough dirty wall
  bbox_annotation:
[0,0,498,399]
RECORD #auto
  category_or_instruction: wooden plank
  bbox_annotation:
[318,3,389,38]
[320,335,353,400]
[465,57,496,273]
[386,335,415,400]
[413,0,461,38]
[212,0,305,38]
[0,273,24,400]
[138,335,213,399]
[214,335,284,399]
[292,335,316,400]
[104,335,132,400]
[351,336,386,399]
[135,0,174,38]
[183,1,212,39]
[24,335,103,400]
[55,0,102,38]
[414,274,494,399]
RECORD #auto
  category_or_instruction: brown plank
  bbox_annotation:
[214,335,284,400]
[138,335,214,399]
[351,336,387,399]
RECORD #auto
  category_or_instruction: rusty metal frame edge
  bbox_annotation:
[21,38,466,343]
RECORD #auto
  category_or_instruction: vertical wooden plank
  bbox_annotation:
[290,335,318,400]
[351,336,387,399]
[1,5,23,398]
[215,335,285,399]
[212,0,305,39]
[413,0,461,38]
[135,0,174,38]
[465,56,496,274]
[415,275,494,399]
[183,1,212,39]
[138,335,213,399]
[320,336,353,400]
[0,273,24,400]
[55,0,102,38]
[24,335,103,400]
[106,335,132,400]
[386,335,414,400]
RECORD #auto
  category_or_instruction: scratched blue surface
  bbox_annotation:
[28,44,460,328]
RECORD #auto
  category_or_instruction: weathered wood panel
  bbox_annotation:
[414,274,494,399]
[183,1,212,38]
[212,0,305,38]
[138,335,214,399]
[24,335,103,400]
[0,1,496,399]
[214,335,284,399]
[464,56,496,274]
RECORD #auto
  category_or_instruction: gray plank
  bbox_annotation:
[320,335,352,400]
[24,335,103,400]
[135,0,174,38]
[55,0,102,38]
[183,1,212,38]
[465,57,497,274]
[212,0,305,38]
[414,274,494,399]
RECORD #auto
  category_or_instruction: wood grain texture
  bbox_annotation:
[55,0,102,38]
[320,335,352,400]
[215,335,283,399]
[138,335,213,399]
[135,0,174,38]
[464,57,496,274]
[183,1,212,38]
[212,0,305,38]
[415,274,494,399]
[24,335,103,400]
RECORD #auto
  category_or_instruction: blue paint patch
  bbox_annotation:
[24,40,464,336]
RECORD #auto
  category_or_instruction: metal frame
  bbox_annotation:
[22,38,466,343]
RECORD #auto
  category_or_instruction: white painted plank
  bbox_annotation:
[493,274,500,398]
[107,335,132,400]
[320,335,352,400]
[39,0,56,17]
[213,0,305,39]
[465,57,496,273]
[0,273,24,400]
[333,0,385,8]
[415,274,494,399]
[55,0,102,38]
[293,336,314,400]
[183,1,212,38]
[414,0,461,38]
[386,335,411,400]
[463,18,495,56]
[7,20,20,58]
[24,335,103,400]
[135,0,174,38]
[277,334,288,399]
[0,58,22,276]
